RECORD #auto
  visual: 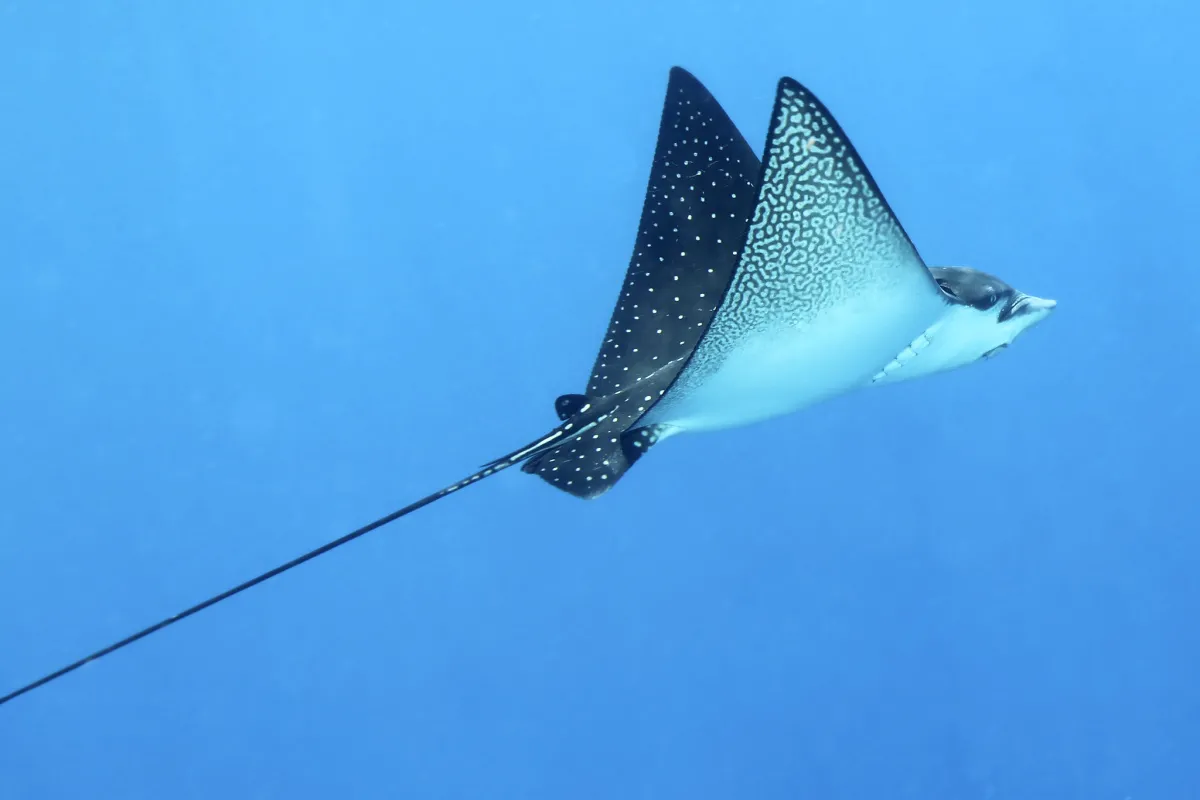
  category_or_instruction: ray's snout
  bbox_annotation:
[1025,295,1057,313]
[1012,293,1057,317]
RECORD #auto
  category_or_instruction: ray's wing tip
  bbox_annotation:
[665,66,721,113]
[776,76,807,98]
[777,77,838,116]
[667,66,706,95]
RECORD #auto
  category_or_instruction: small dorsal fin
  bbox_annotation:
[554,393,591,421]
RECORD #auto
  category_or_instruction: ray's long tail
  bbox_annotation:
[0,410,608,707]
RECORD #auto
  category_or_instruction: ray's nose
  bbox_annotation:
[1023,295,1057,313]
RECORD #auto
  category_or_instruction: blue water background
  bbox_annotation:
[2,1,1197,797]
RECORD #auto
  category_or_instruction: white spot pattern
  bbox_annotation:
[582,68,760,400]
[523,69,765,500]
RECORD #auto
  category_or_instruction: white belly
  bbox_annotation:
[646,292,945,433]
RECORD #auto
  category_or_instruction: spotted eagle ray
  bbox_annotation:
[1,68,1055,705]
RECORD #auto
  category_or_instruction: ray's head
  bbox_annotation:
[926,266,1056,371]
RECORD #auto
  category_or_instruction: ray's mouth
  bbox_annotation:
[1002,293,1057,322]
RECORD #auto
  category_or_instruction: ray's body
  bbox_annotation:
[0,67,1056,706]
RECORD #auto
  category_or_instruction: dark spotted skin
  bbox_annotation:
[583,68,761,399]
[523,67,761,499]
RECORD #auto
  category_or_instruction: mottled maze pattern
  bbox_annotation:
[664,79,930,391]
[584,67,760,399]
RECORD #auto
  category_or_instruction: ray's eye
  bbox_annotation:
[936,279,957,299]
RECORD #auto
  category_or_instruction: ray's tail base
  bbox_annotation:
[521,394,667,500]
[0,400,616,706]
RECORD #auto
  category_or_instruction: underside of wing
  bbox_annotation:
[645,76,947,428]
[682,77,943,357]
[728,77,937,321]
[768,78,926,265]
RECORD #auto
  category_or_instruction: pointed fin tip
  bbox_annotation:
[774,77,831,116]
[766,73,922,260]
[667,66,706,93]
[668,65,694,81]
[777,76,803,93]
